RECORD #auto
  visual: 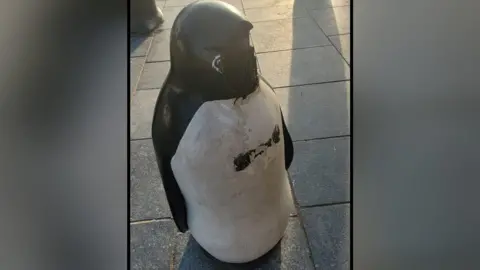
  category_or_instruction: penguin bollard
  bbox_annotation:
[151,0,295,263]
[130,0,164,34]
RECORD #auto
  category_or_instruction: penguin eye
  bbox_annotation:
[211,54,223,74]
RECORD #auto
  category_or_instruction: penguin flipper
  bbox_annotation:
[280,109,294,170]
[156,153,189,233]
[150,79,189,233]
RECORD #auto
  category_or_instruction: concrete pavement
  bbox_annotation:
[130,0,350,269]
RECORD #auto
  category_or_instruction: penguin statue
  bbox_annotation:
[151,0,295,263]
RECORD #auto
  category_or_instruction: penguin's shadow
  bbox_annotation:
[178,235,283,270]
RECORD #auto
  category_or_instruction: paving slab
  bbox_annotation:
[251,17,330,53]
[131,139,171,221]
[245,5,308,23]
[131,89,159,140]
[147,29,171,62]
[289,137,350,207]
[131,36,153,57]
[164,0,198,7]
[242,0,348,10]
[173,218,315,269]
[257,46,349,88]
[130,220,176,270]
[242,0,294,9]
[274,81,350,140]
[156,0,166,8]
[137,62,170,90]
[329,34,350,64]
[298,0,350,10]
[309,6,350,36]
[130,57,146,95]
[221,0,245,11]
[300,204,350,270]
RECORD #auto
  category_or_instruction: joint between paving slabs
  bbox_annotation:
[295,202,319,267]
[300,201,350,210]
[306,6,351,65]
[255,44,335,55]
[242,3,350,11]
[130,137,153,142]
[308,4,350,12]
[271,78,350,90]
[326,34,350,65]
[295,201,351,269]
[130,217,172,225]
[145,59,171,64]
[292,134,350,143]
[285,172,317,266]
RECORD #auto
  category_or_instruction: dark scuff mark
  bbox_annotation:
[233,125,281,171]
[233,94,248,105]
[272,125,280,143]
[233,149,256,172]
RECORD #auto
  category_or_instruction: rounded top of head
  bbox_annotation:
[170,0,253,58]
[167,0,258,99]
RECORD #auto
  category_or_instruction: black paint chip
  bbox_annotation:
[233,125,281,172]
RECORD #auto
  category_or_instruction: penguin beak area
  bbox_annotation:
[221,45,258,99]
[238,20,254,35]
[219,31,259,99]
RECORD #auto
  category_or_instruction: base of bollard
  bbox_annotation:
[130,2,165,35]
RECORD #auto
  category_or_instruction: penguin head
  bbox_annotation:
[169,0,259,100]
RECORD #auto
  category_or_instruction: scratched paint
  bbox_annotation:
[233,125,281,171]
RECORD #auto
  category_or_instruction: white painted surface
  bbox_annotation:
[171,80,294,263]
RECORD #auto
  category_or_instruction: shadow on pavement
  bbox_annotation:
[130,35,150,55]
[285,0,350,269]
[178,235,282,270]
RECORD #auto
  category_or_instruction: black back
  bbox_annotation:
[151,0,294,233]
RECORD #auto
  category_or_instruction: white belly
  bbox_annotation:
[170,82,293,263]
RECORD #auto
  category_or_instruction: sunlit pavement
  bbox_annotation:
[130,0,350,269]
